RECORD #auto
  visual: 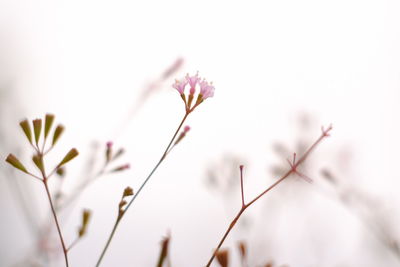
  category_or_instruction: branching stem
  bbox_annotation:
[205,125,332,267]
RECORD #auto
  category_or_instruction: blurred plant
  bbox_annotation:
[56,141,130,212]
[205,125,332,266]
[212,240,289,267]
[114,57,184,138]
[5,114,80,267]
[321,168,400,262]
[206,154,247,196]
[95,72,215,266]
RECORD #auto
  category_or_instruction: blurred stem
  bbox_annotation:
[205,126,332,267]
[95,112,189,267]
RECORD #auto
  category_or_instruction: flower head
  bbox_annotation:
[199,79,215,99]
[173,72,214,113]
[172,78,188,95]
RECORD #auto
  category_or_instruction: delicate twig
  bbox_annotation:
[322,169,400,262]
[205,125,332,267]
[95,112,189,267]
[26,172,43,182]
[239,165,245,207]
[42,178,69,267]
[66,237,80,252]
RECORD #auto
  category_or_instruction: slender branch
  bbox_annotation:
[66,237,80,252]
[239,165,245,207]
[26,172,43,181]
[95,112,189,267]
[205,125,332,267]
[43,179,69,267]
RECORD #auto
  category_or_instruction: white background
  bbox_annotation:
[1,0,400,266]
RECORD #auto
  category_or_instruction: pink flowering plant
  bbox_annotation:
[4,71,332,267]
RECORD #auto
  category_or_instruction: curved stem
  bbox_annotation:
[95,112,189,267]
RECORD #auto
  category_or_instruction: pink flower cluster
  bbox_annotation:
[172,72,215,112]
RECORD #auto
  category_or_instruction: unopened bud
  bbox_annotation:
[32,154,45,173]
[44,114,55,139]
[78,209,92,237]
[19,119,32,144]
[32,119,42,145]
[5,154,28,173]
[111,163,130,172]
[58,148,79,167]
[174,125,191,145]
[113,148,125,161]
[238,241,247,259]
[122,186,134,198]
[56,167,66,178]
[106,141,113,162]
[52,125,65,146]
[157,234,171,267]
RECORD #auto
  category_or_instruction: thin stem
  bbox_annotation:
[239,165,245,207]
[205,126,332,267]
[206,208,245,267]
[43,179,69,267]
[95,112,189,267]
[67,237,80,252]
[95,218,120,267]
[26,172,43,182]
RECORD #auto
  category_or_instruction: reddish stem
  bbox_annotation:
[43,179,69,267]
[205,125,332,267]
